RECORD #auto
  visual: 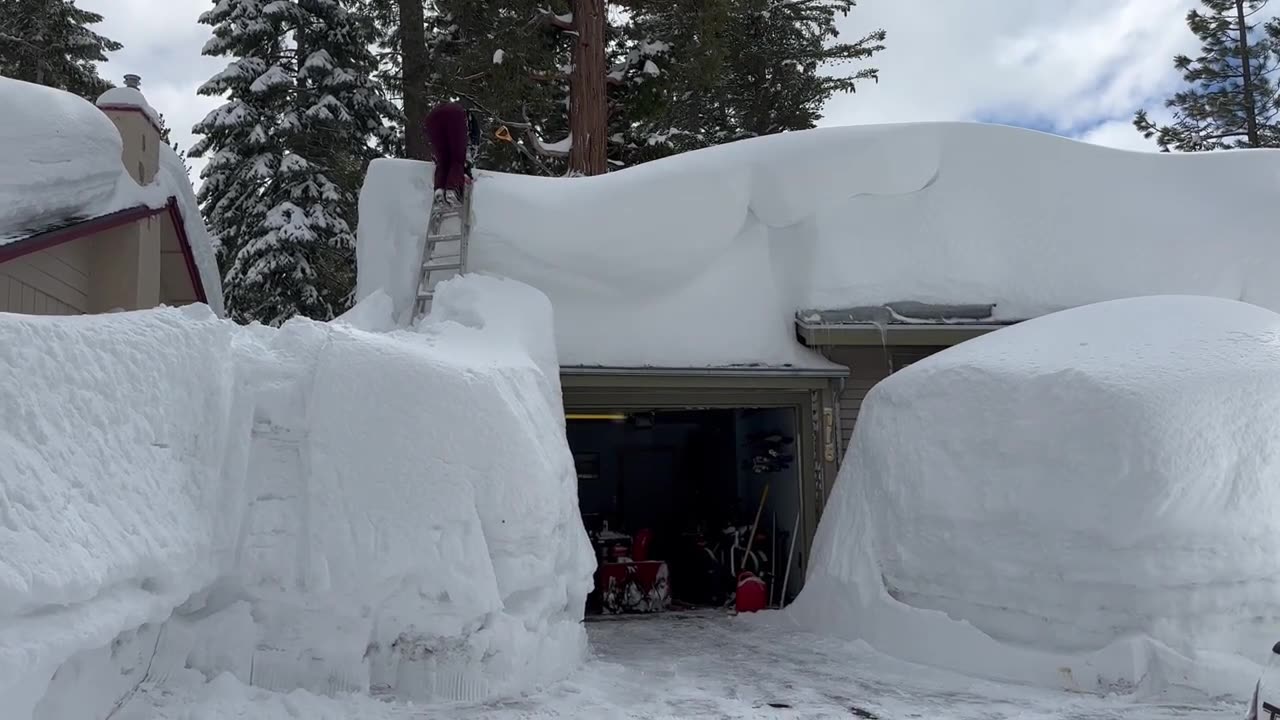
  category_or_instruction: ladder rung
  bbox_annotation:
[426,233,464,243]
[422,262,463,272]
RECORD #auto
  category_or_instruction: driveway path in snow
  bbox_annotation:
[459,611,1245,719]
[127,611,1247,719]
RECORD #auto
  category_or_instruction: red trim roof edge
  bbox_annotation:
[164,198,211,307]
[97,104,166,137]
[0,201,212,312]
[0,205,163,265]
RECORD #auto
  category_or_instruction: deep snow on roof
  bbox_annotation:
[358,122,1280,367]
[158,144,225,316]
[0,76,145,244]
[95,85,162,128]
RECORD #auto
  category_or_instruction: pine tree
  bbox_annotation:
[365,0,882,175]
[190,0,286,297]
[0,0,121,98]
[1135,0,1280,151]
[617,0,883,163]
[721,0,883,137]
[351,0,419,158]
[157,112,195,177]
[192,0,395,325]
[423,0,575,175]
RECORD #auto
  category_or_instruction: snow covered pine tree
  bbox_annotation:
[0,0,121,98]
[192,0,395,325]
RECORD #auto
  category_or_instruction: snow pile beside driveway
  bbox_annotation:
[0,276,593,719]
[789,295,1280,699]
[0,307,242,719]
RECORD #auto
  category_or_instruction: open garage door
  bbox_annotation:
[561,371,840,617]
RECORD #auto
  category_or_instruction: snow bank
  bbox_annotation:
[357,123,1280,367]
[788,295,1280,698]
[0,76,153,240]
[0,276,592,718]
[0,306,242,719]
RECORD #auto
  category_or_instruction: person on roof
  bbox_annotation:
[424,99,481,207]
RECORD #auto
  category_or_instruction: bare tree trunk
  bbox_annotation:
[399,0,430,160]
[1236,0,1260,146]
[568,0,608,175]
[34,0,47,85]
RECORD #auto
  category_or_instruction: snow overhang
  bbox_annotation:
[795,302,1015,347]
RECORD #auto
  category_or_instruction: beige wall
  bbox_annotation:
[100,108,159,185]
[86,217,162,313]
[0,238,92,314]
[0,211,203,317]
[159,213,199,306]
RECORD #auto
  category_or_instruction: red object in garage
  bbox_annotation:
[632,528,653,562]
[735,571,767,613]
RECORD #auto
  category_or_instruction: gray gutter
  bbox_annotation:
[796,321,1012,347]
[561,364,849,378]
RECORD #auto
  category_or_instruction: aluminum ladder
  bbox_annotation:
[413,186,472,320]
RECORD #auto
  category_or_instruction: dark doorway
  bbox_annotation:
[568,407,802,615]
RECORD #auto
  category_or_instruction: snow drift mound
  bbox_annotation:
[358,124,1280,368]
[789,295,1280,697]
[0,306,242,719]
[0,276,593,719]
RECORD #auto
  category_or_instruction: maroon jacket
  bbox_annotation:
[424,102,468,192]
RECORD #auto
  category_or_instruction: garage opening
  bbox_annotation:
[568,407,805,617]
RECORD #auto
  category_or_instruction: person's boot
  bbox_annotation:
[432,189,446,206]
[444,189,462,207]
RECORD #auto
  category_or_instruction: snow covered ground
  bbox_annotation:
[118,612,1246,719]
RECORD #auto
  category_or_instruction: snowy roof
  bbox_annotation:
[95,85,162,130]
[0,76,146,243]
[158,145,225,317]
[0,75,223,316]
[357,122,1280,368]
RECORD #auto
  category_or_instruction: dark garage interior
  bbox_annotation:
[568,407,804,616]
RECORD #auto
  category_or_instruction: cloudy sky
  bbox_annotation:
[82,0,1223,178]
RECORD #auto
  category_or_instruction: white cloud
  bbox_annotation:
[822,0,1206,151]
[79,0,1236,176]
[80,0,223,180]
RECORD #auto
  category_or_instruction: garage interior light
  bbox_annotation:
[566,412,628,421]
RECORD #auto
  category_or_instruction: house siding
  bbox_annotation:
[0,238,91,314]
